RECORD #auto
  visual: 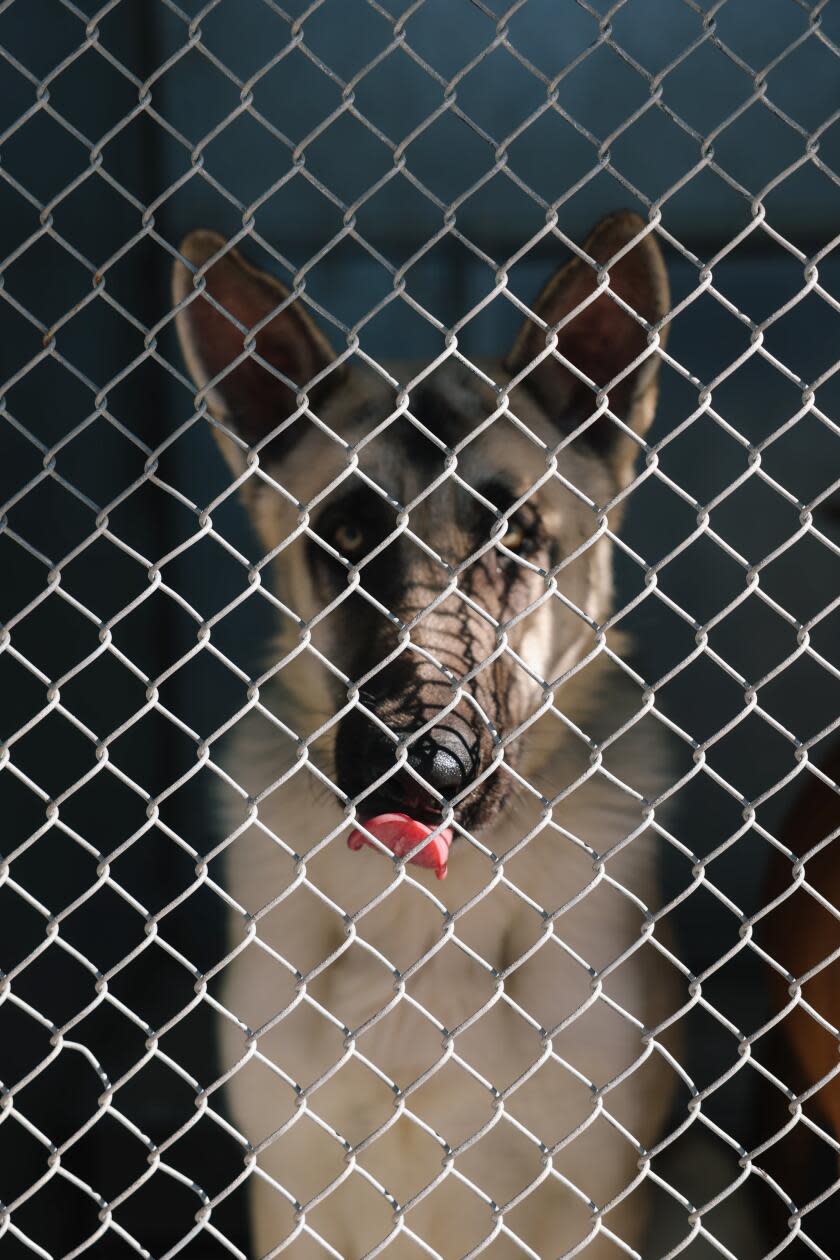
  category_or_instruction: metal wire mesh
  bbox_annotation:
[1,1,839,1258]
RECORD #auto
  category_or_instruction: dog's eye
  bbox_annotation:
[331,520,365,556]
[496,510,539,559]
[500,521,525,552]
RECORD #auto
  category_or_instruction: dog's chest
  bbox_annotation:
[221,771,662,1098]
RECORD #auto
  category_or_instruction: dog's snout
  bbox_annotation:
[335,700,483,817]
[409,730,473,800]
[427,745,464,796]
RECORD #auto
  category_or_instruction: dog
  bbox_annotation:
[173,211,678,1259]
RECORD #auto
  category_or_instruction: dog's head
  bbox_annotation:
[172,214,669,853]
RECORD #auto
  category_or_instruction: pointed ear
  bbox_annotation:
[506,211,670,487]
[172,230,344,472]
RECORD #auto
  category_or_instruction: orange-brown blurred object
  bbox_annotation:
[766,753,840,1160]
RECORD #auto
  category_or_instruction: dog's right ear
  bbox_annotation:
[172,230,344,472]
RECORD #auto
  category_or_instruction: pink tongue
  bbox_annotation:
[348,812,453,880]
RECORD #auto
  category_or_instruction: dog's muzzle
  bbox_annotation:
[334,699,482,878]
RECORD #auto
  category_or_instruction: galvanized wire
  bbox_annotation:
[1,0,839,1257]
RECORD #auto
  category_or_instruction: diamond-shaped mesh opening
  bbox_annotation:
[0,0,81,76]
[306,0,397,82]
[402,0,494,80]
[2,2,839,1256]
[507,0,601,78]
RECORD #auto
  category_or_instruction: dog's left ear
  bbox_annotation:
[172,230,344,473]
[506,211,669,487]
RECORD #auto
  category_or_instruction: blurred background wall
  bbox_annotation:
[1,1,838,1255]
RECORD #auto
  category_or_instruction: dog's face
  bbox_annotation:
[173,215,668,839]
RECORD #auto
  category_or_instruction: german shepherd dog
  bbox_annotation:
[173,213,677,1259]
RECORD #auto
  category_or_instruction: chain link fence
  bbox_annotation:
[1,1,839,1257]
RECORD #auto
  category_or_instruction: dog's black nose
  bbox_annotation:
[408,730,473,800]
